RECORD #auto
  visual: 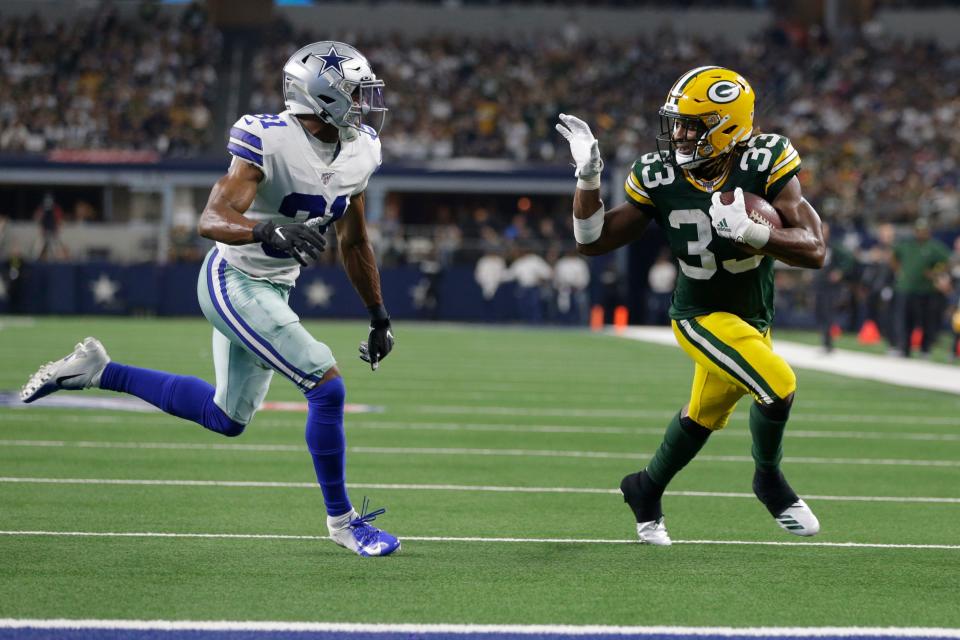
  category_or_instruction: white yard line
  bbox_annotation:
[1,438,958,467]
[2,476,958,505]
[0,620,958,638]
[615,326,960,395]
[0,530,958,551]
[411,405,960,426]
[3,412,960,441]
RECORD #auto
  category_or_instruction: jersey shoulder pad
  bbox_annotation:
[625,150,674,209]
[227,114,292,171]
[743,133,801,201]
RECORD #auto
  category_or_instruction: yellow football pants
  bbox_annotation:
[672,312,797,431]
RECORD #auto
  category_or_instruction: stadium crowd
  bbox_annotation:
[3,7,958,227]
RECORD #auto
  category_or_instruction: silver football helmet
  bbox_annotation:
[283,41,386,140]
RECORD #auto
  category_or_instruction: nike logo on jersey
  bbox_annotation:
[243,117,254,125]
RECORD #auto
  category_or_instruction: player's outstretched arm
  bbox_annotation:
[575,201,653,257]
[764,177,826,269]
[556,114,653,256]
[198,157,264,245]
[335,192,394,370]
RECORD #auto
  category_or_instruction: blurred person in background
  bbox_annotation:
[813,222,857,353]
[553,247,590,324]
[891,218,951,358]
[558,66,825,546]
[646,247,677,326]
[862,223,898,350]
[33,192,67,261]
[507,243,553,323]
[21,41,399,558]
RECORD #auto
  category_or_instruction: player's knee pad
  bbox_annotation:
[204,399,247,437]
[757,393,794,422]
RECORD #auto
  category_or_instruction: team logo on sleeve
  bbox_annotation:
[707,80,741,104]
[314,45,351,77]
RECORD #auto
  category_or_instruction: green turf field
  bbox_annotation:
[1,317,959,627]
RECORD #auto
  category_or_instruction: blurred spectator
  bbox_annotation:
[814,222,858,352]
[33,192,67,261]
[507,246,553,323]
[553,248,590,324]
[646,248,677,325]
[474,247,507,301]
[891,219,951,357]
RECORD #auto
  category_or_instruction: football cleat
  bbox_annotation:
[753,469,820,537]
[620,471,671,546]
[20,337,110,404]
[773,499,820,537]
[636,518,673,546]
[328,497,400,557]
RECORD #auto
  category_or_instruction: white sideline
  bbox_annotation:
[614,326,960,395]
[2,476,959,505]
[1,438,957,467]
[1,530,959,551]
[0,619,959,638]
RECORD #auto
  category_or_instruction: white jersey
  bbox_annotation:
[219,111,382,285]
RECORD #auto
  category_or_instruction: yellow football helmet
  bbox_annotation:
[657,66,755,170]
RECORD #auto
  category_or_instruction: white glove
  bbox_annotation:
[555,113,603,187]
[708,187,770,249]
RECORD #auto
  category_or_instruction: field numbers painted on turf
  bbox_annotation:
[668,209,763,280]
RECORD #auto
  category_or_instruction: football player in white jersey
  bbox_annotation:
[21,42,400,557]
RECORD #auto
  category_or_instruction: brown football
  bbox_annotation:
[719,190,784,230]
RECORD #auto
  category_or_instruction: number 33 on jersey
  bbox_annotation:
[624,133,801,332]
[220,111,383,285]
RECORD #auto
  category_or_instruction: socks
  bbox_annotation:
[304,376,352,517]
[645,411,713,487]
[749,401,790,472]
[99,362,244,436]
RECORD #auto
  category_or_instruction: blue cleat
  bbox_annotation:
[327,497,401,557]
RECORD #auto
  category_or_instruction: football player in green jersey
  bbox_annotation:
[556,66,826,545]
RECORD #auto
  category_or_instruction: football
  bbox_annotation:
[719,190,784,230]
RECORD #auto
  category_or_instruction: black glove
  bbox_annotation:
[253,221,326,266]
[359,304,394,371]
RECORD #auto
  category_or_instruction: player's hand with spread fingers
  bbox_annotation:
[359,304,394,371]
[708,187,770,249]
[555,113,604,185]
[252,221,327,266]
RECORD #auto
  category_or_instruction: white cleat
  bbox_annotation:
[774,499,820,537]
[636,518,672,546]
[20,337,111,404]
[327,499,401,557]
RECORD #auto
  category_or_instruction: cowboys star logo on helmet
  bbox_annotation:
[314,44,351,77]
[657,66,754,171]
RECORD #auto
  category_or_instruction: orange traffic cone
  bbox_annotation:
[911,328,923,349]
[613,305,629,334]
[590,305,604,332]
[830,323,842,339]
[858,320,881,345]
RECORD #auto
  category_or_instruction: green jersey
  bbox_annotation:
[624,133,802,332]
[893,238,950,294]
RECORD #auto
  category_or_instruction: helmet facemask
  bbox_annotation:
[657,110,733,170]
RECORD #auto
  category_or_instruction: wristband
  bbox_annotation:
[742,222,771,249]
[573,205,605,245]
[252,221,275,243]
[576,174,601,190]
[367,303,391,328]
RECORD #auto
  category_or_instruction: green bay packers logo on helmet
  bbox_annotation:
[707,80,741,104]
[657,67,755,170]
